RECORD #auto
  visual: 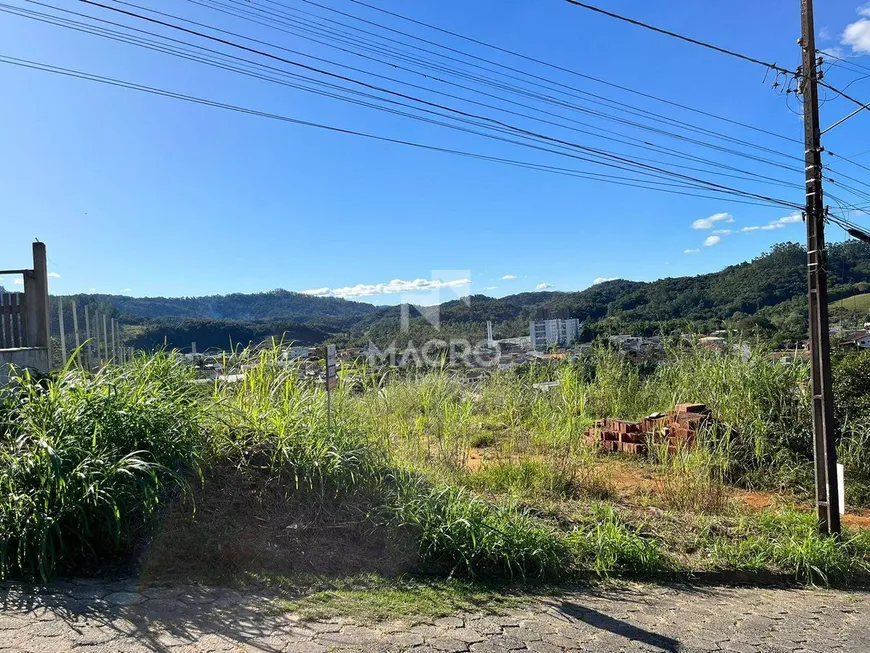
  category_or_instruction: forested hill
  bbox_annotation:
[68,289,379,330]
[52,241,870,349]
[350,241,870,345]
[49,288,381,351]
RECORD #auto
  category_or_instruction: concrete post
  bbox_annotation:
[71,300,81,360]
[22,241,50,348]
[58,296,67,367]
[84,306,92,370]
[94,312,101,366]
[110,318,117,363]
[102,314,108,364]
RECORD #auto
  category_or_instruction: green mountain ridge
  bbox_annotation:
[349,241,870,346]
[53,241,870,350]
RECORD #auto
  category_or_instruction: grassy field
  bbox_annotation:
[831,292,870,313]
[3,343,870,602]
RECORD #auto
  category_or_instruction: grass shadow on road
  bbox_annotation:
[0,580,288,653]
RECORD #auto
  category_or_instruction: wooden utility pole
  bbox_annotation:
[801,0,841,535]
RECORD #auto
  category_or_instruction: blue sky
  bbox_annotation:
[1,0,870,304]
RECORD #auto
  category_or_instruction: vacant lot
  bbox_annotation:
[3,343,870,598]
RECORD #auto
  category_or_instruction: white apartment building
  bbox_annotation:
[529,317,580,350]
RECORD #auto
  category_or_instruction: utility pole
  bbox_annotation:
[800,0,841,535]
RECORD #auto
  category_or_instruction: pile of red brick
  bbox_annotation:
[584,403,712,455]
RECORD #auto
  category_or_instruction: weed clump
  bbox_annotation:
[0,354,201,580]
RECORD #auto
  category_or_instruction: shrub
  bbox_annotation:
[566,504,667,577]
[0,354,201,579]
[709,508,870,584]
[392,482,569,580]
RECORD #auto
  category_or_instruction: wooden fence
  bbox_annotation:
[0,292,26,349]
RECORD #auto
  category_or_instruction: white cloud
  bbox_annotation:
[13,279,23,285]
[843,18,870,54]
[593,277,618,284]
[684,248,700,254]
[300,287,331,297]
[712,229,733,235]
[500,274,517,280]
[89,287,97,293]
[704,235,722,247]
[860,3,870,17]
[741,213,803,233]
[300,277,471,298]
[47,272,61,279]
[535,282,553,290]
[480,286,497,291]
[122,288,132,293]
[692,212,733,230]
[820,45,846,60]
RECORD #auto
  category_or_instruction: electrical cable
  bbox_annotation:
[71,0,807,207]
[7,2,806,195]
[0,53,805,209]
[291,0,801,144]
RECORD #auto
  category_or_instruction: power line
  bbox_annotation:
[0,53,803,209]
[201,0,870,204]
[818,49,870,76]
[28,0,870,208]
[818,79,870,118]
[72,0,806,207]
[196,0,804,166]
[309,0,801,144]
[69,0,809,186]
[829,150,870,176]
[562,0,792,75]
[9,2,806,196]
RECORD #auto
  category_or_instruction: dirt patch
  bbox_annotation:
[467,447,485,472]
[843,510,870,529]
[735,490,774,511]
[607,461,658,496]
[140,466,419,583]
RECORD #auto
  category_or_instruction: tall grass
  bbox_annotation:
[5,340,870,586]
[0,353,201,579]
[206,346,385,495]
[709,507,870,584]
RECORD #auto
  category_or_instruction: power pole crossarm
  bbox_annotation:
[801,0,841,535]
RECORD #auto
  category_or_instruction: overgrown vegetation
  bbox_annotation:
[0,354,202,579]
[3,342,870,591]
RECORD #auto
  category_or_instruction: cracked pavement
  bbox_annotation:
[0,580,868,652]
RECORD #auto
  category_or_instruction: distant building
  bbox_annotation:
[496,336,531,353]
[609,335,642,352]
[840,331,870,349]
[698,336,727,350]
[529,317,580,350]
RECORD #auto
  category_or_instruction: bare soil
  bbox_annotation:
[140,466,418,583]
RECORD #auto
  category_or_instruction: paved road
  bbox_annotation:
[0,580,868,652]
